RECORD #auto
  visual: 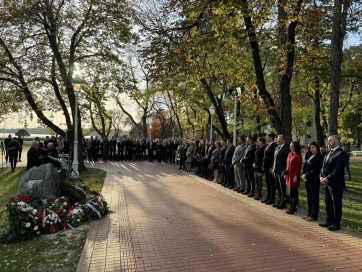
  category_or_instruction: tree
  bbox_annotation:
[328,0,352,135]
[0,0,132,170]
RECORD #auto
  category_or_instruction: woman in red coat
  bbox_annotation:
[283,141,302,215]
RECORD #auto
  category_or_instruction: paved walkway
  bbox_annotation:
[75,161,362,272]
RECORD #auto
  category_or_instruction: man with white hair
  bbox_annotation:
[319,135,348,231]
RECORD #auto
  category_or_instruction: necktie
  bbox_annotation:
[326,149,334,161]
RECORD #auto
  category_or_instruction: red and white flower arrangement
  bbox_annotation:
[3,189,108,241]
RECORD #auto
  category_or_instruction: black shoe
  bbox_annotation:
[285,210,295,215]
[265,199,275,205]
[242,191,250,195]
[319,222,332,228]
[277,203,286,209]
[272,202,280,208]
[328,225,341,231]
[261,198,269,203]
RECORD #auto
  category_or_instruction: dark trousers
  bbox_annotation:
[264,169,275,200]
[324,185,343,227]
[275,173,286,203]
[18,147,23,161]
[9,155,17,170]
[245,166,255,192]
[225,165,234,187]
[305,181,320,220]
[148,149,154,162]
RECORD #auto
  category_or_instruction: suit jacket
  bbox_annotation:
[303,153,324,183]
[242,144,256,169]
[232,144,245,165]
[254,145,266,173]
[320,147,348,188]
[219,145,227,164]
[263,142,277,170]
[272,144,289,174]
[224,145,236,166]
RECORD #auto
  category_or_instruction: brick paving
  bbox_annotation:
[75,161,362,272]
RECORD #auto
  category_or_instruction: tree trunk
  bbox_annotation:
[328,0,351,135]
[314,76,325,147]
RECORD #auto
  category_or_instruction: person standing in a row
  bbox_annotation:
[302,141,324,221]
[284,141,302,214]
[262,134,277,204]
[272,134,289,209]
[319,135,348,231]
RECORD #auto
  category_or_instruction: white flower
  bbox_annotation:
[33,209,37,214]
[50,222,53,225]
[63,202,67,206]
[25,223,31,228]
[46,220,49,223]
[35,217,38,220]
[77,219,80,222]
[34,226,38,231]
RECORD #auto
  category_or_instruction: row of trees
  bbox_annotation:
[1,1,362,171]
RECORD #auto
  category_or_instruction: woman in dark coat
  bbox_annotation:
[302,141,324,221]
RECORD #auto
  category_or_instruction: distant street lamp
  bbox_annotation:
[149,124,152,140]
[172,128,174,139]
[209,104,216,140]
[71,75,86,176]
[193,121,197,139]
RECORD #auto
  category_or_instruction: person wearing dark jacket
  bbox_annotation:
[223,138,236,188]
[319,135,349,231]
[302,141,324,221]
[26,141,43,170]
[7,137,21,171]
[241,136,256,196]
[262,134,277,204]
[253,137,266,200]
[271,134,289,209]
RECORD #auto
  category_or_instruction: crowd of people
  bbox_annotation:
[2,132,350,231]
[175,134,349,232]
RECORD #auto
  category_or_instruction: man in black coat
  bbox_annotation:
[263,134,278,204]
[4,134,12,164]
[319,135,348,231]
[271,134,289,209]
[223,138,236,188]
[26,141,43,170]
[241,136,256,196]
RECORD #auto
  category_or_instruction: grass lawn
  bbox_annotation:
[0,166,106,272]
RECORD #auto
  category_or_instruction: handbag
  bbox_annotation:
[208,163,215,170]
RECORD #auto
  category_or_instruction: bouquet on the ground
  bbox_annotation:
[2,186,109,242]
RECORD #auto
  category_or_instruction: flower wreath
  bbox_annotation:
[1,185,109,242]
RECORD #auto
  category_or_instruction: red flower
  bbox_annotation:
[17,194,32,203]
[24,215,30,222]
[36,212,43,220]
[67,203,73,209]
[55,209,61,214]
[49,201,54,205]
[59,197,66,203]
[50,225,56,233]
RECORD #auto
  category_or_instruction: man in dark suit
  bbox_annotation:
[241,136,256,196]
[319,135,348,231]
[262,134,277,204]
[271,134,289,209]
[223,138,236,188]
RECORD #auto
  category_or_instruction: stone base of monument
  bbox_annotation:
[18,163,71,204]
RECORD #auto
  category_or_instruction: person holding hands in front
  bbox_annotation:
[319,135,349,231]
[283,141,302,215]
[302,141,324,221]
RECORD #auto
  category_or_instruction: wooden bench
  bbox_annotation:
[351,151,362,157]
